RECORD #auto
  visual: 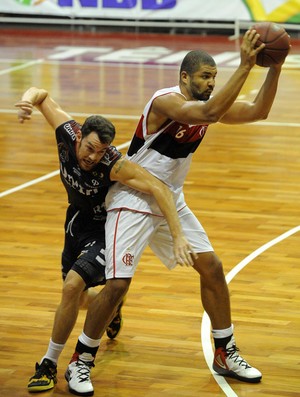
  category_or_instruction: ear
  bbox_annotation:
[181,71,188,84]
[76,129,82,142]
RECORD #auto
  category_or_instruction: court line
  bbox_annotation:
[1,123,299,395]
[1,57,300,74]
[201,225,300,397]
[0,108,140,121]
[2,55,299,393]
[1,109,300,127]
[0,59,44,76]
[0,170,60,198]
[0,141,131,199]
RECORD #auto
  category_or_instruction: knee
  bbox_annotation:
[210,255,223,273]
[106,278,130,303]
[78,289,96,310]
[62,278,84,302]
[195,253,225,282]
[209,257,225,283]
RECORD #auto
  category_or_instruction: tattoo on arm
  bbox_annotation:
[114,158,126,174]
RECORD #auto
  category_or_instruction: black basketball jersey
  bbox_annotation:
[55,120,122,221]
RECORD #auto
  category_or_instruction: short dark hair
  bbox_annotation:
[81,115,115,144]
[180,50,216,76]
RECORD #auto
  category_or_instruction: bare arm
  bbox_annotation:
[220,62,286,124]
[150,29,264,127]
[110,157,197,266]
[15,87,71,129]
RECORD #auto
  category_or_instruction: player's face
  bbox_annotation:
[76,131,109,171]
[187,64,217,101]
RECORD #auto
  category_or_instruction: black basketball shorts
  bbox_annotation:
[61,207,107,288]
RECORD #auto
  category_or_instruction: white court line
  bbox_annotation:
[201,225,300,397]
[2,56,299,395]
[1,109,300,127]
[0,141,131,198]
[0,59,44,76]
[2,165,299,397]
[0,170,59,198]
[5,58,299,74]
[0,108,140,121]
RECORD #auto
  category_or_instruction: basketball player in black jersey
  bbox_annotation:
[15,87,194,395]
[60,28,289,396]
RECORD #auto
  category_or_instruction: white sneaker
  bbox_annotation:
[65,358,95,396]
[213,336,262,383]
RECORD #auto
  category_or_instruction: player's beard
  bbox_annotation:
[191,86,212,101]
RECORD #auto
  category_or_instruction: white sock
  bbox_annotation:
[79,352,95,362]
[78,332,101,348]
[211,324,234,339]
[41,338,65,365]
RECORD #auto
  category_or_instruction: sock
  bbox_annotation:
[70,332,101,363]
[41,338,65,365]
[212,324,234,350]
[79,331,101,348]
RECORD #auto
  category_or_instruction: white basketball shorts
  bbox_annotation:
[105,205,214,279]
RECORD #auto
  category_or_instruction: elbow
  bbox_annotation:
[254,110,270,122]
[201,104,228,124]
[260,111,269,120]
[203,110,223,124]
[207,114,222,124]
[31,86,49,96]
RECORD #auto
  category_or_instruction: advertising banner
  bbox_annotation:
[1,0,299,23]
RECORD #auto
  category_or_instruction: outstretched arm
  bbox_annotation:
[15,87,71,129]
[150,29,264,127]
[219,62,286,124]
[110,157,197,267]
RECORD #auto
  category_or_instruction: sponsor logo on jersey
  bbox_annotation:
[92,170,104,179]
[91,179,100,187]
[61,164,100,196]
[73,167,81,177]
[58,142,69,163]
[93,203,106,218]
[101,146,120,165]
[64,123,77,141]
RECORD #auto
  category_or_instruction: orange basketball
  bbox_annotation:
[252,22,290,67]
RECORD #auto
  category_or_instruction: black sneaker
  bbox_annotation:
[28,358,57,392]
[106,300,124,339]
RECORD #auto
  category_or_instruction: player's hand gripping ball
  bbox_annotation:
[252,22,290,67]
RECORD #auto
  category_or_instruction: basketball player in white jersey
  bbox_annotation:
[66,28,289,395]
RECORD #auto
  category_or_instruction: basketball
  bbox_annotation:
[252,22,290,67]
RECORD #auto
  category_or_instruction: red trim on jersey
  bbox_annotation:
[113,209,122,278]
[145,91,187,137]
[135,115,144,139]
[107,204,187,216]
[108,207,163,217]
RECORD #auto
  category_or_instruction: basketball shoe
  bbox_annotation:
[28,358,57,392]
[106,299,124,339]
[213,336,262,383]
[65,353,95,396]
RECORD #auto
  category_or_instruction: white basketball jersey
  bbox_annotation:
[106,85,209,215]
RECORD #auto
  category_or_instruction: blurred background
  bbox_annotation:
[0,1,299,397]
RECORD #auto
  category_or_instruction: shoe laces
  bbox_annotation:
[74,359,95,383]
[34,360,56,378]
[112,313,121,324]
[225,344,251,369]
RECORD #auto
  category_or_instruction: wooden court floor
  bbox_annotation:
[0,27,299,397]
